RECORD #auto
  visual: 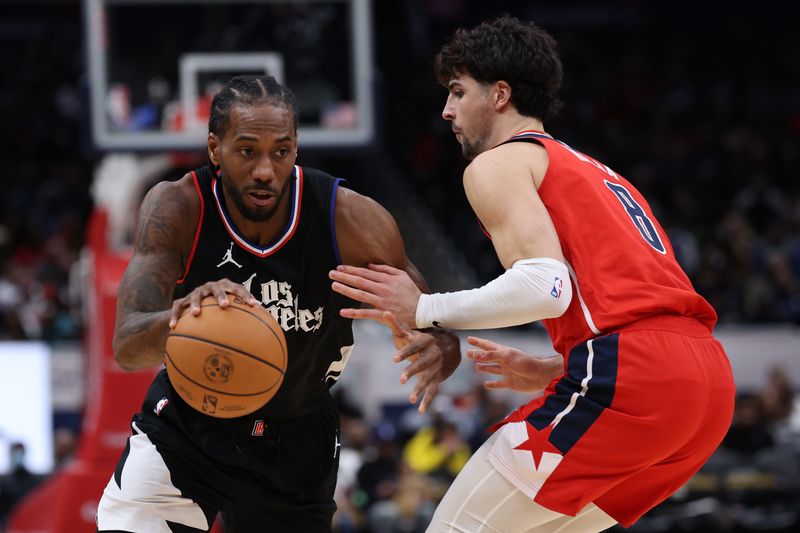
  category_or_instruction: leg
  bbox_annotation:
[524,504,616,533]
[96,424,214,533]
[222,405,340,533]
[428,431,601,533]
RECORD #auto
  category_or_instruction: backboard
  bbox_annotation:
[85,0,374,150]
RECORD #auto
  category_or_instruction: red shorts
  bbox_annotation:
[486,315,735,527]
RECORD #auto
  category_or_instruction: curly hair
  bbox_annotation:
[208,75,298,137]
[435,16,563,121]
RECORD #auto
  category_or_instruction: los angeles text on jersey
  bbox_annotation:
[242,274,323,332]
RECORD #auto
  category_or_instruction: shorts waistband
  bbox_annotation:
[616,315,712,336]
[255,396,336,438]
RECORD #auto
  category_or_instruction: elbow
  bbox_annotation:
[543,276,572,319]
[112,334,137,371]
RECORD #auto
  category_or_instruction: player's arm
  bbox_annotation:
[410,143,572,329]
[330,143,572,330]
[333,187,461,412]
[113,175,258,371]
[111,177,197,370]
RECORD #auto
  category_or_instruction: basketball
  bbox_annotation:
[165,295,287,418]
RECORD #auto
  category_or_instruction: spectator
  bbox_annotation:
[722,393,775,455]
[0,443,43,527]
[402,415,470,482]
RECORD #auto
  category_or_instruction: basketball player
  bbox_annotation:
[95,75,460,533]
[329,16,736,532]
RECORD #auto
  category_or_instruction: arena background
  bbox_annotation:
[1,0,799,531]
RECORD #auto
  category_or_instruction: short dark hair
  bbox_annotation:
[435,16,563,121]
[208,75,299,137]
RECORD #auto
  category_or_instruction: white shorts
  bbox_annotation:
[96,422,211,532]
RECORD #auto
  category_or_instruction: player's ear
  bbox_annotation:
[494,81,512,111]
[208,132,221,166]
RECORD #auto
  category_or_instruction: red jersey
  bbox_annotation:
[502,131,716,356]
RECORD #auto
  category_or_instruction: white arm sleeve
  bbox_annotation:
[415,258,572,329]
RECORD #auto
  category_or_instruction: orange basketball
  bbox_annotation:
[165,295,287,418]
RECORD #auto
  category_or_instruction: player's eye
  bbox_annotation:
[238,147,253,156]
[275,148,290,158]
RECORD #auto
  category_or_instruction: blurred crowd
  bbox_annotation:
[1,2,798,341]
[328,386,514,533]
[1,1,799,531]
[326,365,800,533]
[376,1,800,324]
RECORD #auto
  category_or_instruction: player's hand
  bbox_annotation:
[330,263,421,327]
[345,309,460,413]
[467,336,563,393]
[168,279,258,328]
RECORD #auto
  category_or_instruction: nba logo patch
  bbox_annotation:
[154,397,169,416]
[252,420,265,437]
[551,277,563,298]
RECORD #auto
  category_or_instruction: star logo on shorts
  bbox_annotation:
[514,422,560,470]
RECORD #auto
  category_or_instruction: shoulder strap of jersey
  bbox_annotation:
[301,166,349,264]
[497,130,553,148]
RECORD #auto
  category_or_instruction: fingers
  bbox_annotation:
[379,311,411,340]
[398,348,437,382]
[227,285,258,306]
[330,281,382,307]
[466,348,511,364]
[473,362,502,375]
[417,382,438,414]
[169,280,257,328]
[209,284,230,307]
[339,309,412,343]
[333,264,393,283]
[394,332,433,362]
[329,268,388,295]
[169,299,186,328]
[484,379,511,390]
[367,263,405,276]
[339,307,388,322]
[467,336,504,351]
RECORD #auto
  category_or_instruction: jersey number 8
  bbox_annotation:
[604,180,666,254]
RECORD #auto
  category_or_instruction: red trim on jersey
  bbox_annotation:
[477,217,492,240]
[176,171,204,284]
[512,129,548,136]
[212,165,304,258]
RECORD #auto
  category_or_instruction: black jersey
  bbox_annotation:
[135,165,354,473]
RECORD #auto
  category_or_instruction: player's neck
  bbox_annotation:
[225,193,293,247]
[490,114,547,146]
[508,116,546,139]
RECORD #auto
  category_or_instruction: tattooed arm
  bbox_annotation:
[112,175,198,370]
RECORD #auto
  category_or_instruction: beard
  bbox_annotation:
[219,169,292,223]
[461,134,488,161]
[456,112,492,160]
[461,132,486,161]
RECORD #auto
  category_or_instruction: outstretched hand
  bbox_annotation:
[467,336,564,393]
[329,264,421,327]
[343,308,459,413]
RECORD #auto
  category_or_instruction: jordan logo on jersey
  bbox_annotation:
[217,242,243,269]
[242,274,324,333]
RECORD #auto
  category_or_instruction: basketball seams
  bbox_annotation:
[195,301,288,361]
[167,332,285,376]
[164,347,281,397]
[167,298,288,416]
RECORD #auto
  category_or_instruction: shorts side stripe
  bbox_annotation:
[526,334,619,454]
